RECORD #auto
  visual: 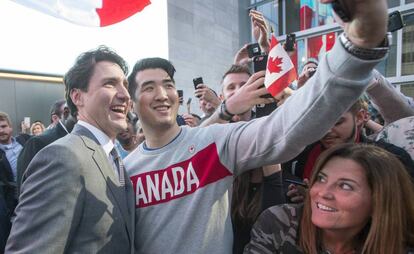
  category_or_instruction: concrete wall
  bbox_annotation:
[167,0,246,115]
[0,78,65,135]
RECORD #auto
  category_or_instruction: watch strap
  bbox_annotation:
[339,32,390,60]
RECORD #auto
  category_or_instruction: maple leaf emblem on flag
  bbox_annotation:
[264,34,297,97]
[268,56,283,74]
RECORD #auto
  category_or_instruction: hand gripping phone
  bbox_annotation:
[193,77,203,98]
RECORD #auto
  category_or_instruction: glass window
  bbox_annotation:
[402,13,414,75]
[387,0,400,7]
[376,31,397,77]
[299,0,335,31]
[400,83,414,98]
[256,1,280,35]
[307,32,336,61]
[285,0,301,34]
[406,0,414,4]
[296,39,306,73]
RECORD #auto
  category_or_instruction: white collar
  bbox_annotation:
[58,120,69,134]
[77,120,114,157]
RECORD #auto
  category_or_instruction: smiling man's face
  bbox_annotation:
[133,68,179,131]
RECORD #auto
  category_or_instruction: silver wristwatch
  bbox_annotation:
[339,32,391,60]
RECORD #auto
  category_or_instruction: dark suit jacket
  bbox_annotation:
[16,123,68,196]
[6,124,135,253]
[0,134,30,213]
[0,133,30,253]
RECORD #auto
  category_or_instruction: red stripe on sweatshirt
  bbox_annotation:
[129,143,233,208]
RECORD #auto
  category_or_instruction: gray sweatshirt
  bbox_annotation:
[125,38,384,254]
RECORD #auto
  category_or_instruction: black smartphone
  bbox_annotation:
[247,43,261,58]
[177,90,183,105]
[253,54,268,73]
[284,178,308,188]
[284,33,296,52]
[193,77,203,98]
[331,0,352,22]
[255,102,277,118]
[253,55,273,99]
[388,11,404,32]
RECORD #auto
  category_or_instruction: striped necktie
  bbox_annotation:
[110,148,125,186]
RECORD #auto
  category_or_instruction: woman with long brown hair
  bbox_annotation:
[244,143,414,253]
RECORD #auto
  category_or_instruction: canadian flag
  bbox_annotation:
[264,35,297,96]
[12,0,151,27]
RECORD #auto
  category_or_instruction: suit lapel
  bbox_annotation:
[71,124,134,243]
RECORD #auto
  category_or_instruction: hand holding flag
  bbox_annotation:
[264,35,297,97]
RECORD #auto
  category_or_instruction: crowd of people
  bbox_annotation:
[1,0,414,253]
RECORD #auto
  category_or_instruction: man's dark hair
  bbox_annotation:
[128,57,176,100]
[49,99,66,122]
[64,45,128,117]
[303,58,319,67]
[221,64,251,84]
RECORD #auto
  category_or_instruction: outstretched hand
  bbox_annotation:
[320,0,388,48]
[194,84,221,109]
[225,71,274,115]
[250,10,270,54]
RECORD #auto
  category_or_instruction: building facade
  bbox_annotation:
[245,0,414,97]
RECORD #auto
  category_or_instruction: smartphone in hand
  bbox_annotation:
[253,55,273,99]
[193,77,203,98]
[177,90,184,105]
[247,43,261,58]
[388,11,404,32]
[284,33,296,52]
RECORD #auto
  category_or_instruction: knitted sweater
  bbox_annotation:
[124,38,383,254]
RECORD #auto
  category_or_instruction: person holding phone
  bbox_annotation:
[193,79,221,122]
[245,143,414,253]
[124,0,390,252]
[297,58,319,89]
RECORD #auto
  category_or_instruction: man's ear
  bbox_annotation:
[70,89,83,108]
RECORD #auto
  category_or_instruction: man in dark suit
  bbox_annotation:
[16,102,77,196]
[6,46,135,253]
[0,112,30,251]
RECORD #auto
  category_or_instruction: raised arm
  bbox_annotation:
[366,70,414,125]
[215,0,389,174]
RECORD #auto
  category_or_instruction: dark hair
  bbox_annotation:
[128,57,176,100]
[231,171,262,227]
[303,58,319,67]
[49,99,66,122]
[64,45,128,117]
[221,64,251,84]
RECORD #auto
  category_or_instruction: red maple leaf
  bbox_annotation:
[268,56,283,74]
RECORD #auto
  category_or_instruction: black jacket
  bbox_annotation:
[0,134,31,212]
